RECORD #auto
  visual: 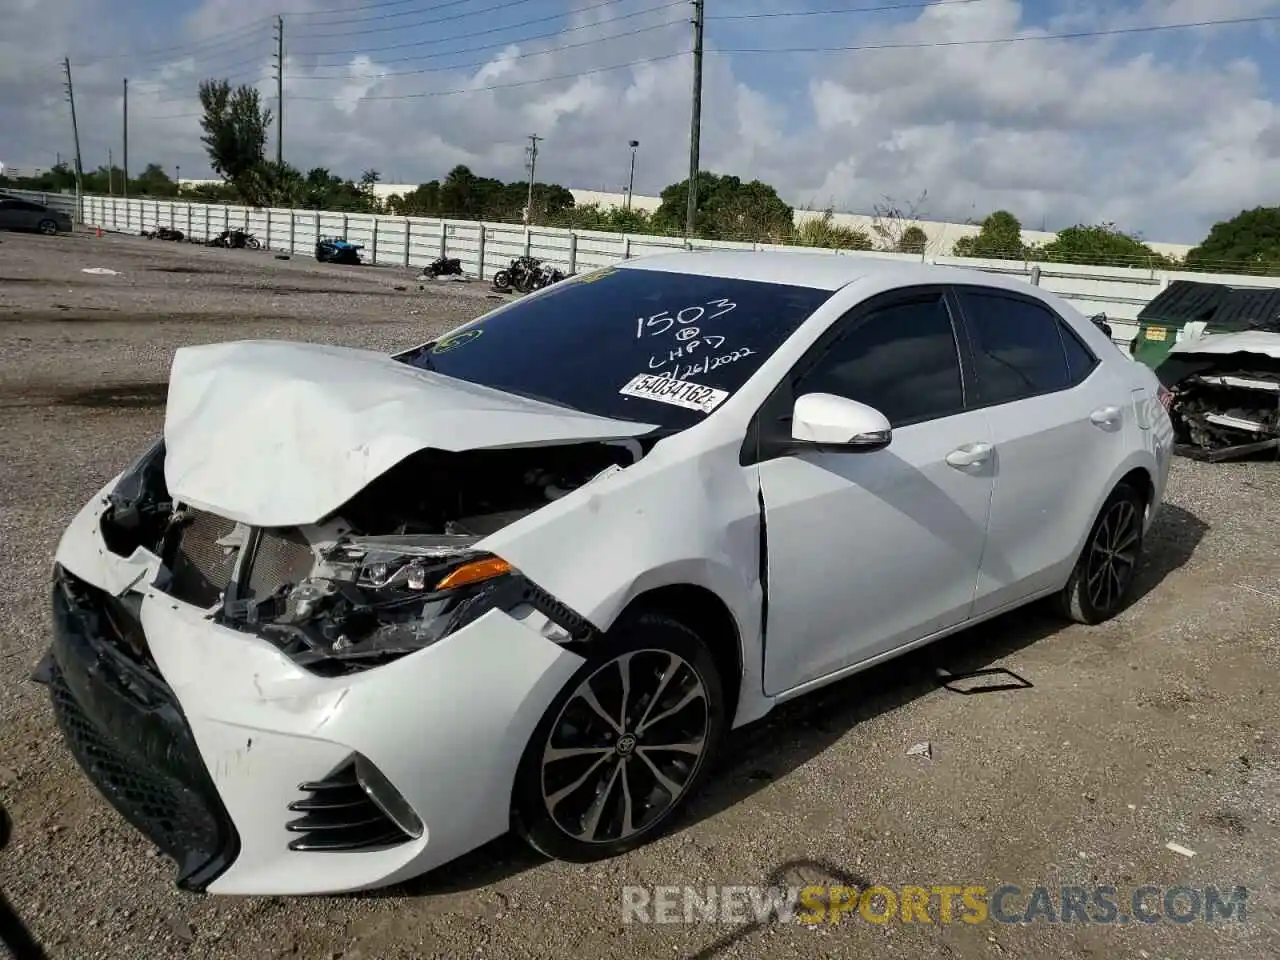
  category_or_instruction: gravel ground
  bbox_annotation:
[1,230,1277,959]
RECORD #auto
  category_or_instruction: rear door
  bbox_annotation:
[0,199,24,230]
[952,286,1132,615]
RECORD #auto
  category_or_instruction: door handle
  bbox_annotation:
[1090,405,1122,426]
[945,441,993,468]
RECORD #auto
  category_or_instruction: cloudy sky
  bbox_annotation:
[3,0,1279,243]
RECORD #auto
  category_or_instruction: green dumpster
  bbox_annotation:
[1132,280,1280,370]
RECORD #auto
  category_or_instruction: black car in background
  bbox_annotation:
[0,195,74,235]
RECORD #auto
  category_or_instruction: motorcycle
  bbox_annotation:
[531,262,568,289]
[207,229,261,250]
[141,226,185,242]
[1088,312,1113,339]
[491,255,541,293]
[316,237,364,265]
[422,256,463,278]
[492,255,568,293]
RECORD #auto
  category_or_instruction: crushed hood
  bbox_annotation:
[1169,331,1280,360]
[163,340,657,527]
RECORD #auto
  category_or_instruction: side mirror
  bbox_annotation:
[791,393,892,451]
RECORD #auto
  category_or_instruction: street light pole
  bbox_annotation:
[626,140,639,211]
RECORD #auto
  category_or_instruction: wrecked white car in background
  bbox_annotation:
[36,251,1172,896]
[1159,331,1280,461]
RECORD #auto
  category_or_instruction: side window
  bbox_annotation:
[958,291,1071,405]
[796,295,964,427]
[1059,320,1099,382]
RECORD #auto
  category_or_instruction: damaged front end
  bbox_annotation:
[100,439,644,674]
[1159,344,1280,462]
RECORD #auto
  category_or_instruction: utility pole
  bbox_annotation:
[685,0,704,239]
[122,78,129,201]
[62,57,84,222]
[524,134,541,226]
[108,148,114,195]
[626,140,639,211]
[273,15,284,168]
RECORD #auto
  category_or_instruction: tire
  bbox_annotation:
[246,237,261,250]
[492,270,512,292]
[512,612,727,863]
[37,219,58,236]
[1055,482,1146,624]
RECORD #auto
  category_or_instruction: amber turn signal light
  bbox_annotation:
[434,556,513,590]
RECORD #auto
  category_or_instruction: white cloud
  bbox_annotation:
[4,0,1280,242]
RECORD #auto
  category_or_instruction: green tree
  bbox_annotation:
[794,209,873,250]
[132,162,177,196]
[952,210,1026,259]
[652,172,794,241]
[897,225,929,255]
[549,202,652,233]
[1185,207,1280,274]
[198,78,273,205]
[1030,222,1175,268]
[386,181,442,217]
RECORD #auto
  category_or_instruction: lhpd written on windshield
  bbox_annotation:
[620,883,1250,926]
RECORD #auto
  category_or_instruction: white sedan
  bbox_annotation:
[37,251,1174,895]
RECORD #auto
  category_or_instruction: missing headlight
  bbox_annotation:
[221,533,564,676]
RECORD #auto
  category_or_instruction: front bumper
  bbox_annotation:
[40,482,587,895]
[36,568,239,891]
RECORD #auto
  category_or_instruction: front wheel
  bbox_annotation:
[37,219,59,236]
[492,269,512,292]
[1055,482,1146,624]
[512,613,726,863]
[245,237,261,250]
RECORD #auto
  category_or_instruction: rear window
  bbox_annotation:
[398,266,834,430]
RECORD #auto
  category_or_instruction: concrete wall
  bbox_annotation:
[59,192,1280,349]
[169,180,1195,259]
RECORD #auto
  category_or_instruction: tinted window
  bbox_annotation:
[1059,321,1098,382]
[796,295,964,426]
[959,291,1071,405]
[398,266,834,430]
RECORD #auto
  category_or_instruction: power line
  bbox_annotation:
[709,0,987,20]
[716,12,1280,53]
[288,49,687,101]
[73,18,275,65]
[299,19,684,80]
[296,0,665,59]
[287,0,485,21]
[290,0,537,33]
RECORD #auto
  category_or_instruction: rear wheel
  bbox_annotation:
[1056,482,1146,624]
[512,612,726,863]
[37,219,58,236]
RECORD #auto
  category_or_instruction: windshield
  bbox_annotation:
[398,266,834,429]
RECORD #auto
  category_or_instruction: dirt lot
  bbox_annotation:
[1,229,1277,959]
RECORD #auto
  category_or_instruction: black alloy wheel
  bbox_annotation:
[512,612,726,862]
[1057,482,1146,624]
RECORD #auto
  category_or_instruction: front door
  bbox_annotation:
[754,291,995,696]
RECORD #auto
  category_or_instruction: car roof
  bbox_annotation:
[616,248,1038,296]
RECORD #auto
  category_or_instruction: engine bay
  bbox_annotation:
[100,438,645,673]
